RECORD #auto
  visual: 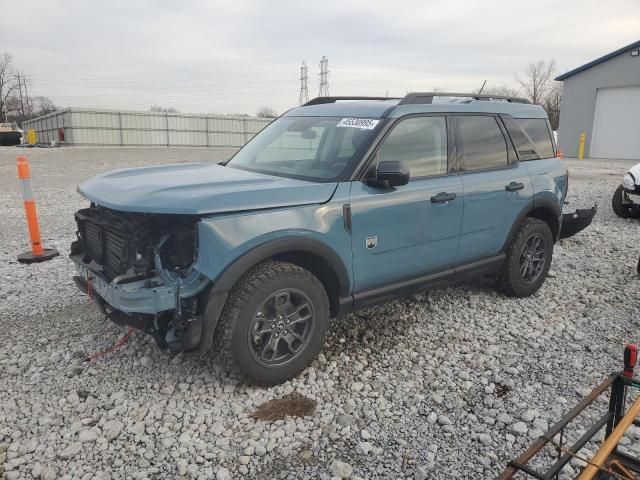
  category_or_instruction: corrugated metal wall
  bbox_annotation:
[22,109,272,147]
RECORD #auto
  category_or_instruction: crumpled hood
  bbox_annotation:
[78,163,338,214]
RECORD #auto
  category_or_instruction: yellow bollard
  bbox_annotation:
[27,129,36,145]
[578,132,586,160]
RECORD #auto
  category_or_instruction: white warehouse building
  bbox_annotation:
[555,40,640,160]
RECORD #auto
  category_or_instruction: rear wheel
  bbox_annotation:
[213,261,329,385]
[499,217,553,297]
[612,185,633,218]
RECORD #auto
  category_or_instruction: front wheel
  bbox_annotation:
[213,261,329,385]
[498,218,553,297]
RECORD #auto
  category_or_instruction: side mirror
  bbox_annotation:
[371,161,410,188]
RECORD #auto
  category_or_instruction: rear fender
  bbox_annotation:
[502,195,561,250]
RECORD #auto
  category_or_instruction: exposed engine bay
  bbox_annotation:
[70,204,208,351]
[72,205,197,281]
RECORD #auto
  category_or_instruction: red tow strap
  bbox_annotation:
[84,328,136,363]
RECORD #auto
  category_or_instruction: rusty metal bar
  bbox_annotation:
[578,394,640,479]
[608,451,640,474]
[505,461,546,479]
[498,374,617,480]
[544,411,612,478]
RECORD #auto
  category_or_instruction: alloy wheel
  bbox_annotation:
[519,233,546,283]
[247,288,315,367]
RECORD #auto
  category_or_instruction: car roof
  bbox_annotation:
[286,99,401,118]
[284,94,548,120]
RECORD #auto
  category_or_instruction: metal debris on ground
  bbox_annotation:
[499,344,640,479]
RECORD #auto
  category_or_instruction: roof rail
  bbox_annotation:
[399,92,530,105]
[303,96,401,106]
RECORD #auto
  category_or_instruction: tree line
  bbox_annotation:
[474,59,562,130]
[0,53,58,124]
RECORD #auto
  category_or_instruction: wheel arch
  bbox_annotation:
[527,206,560,239]
[503,197,561,251]
[210,237,350,317]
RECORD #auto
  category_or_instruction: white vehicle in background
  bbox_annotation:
[612,163,640,218]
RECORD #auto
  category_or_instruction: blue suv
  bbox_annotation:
[71,93,591,384]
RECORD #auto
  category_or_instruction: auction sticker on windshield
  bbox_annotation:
[336,118,380,130]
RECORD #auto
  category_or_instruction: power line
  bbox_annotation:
[318,56,329,97]
[298,61,309,105]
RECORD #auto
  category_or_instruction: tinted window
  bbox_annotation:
[516,118,555,159]
[502,115,540,161]
[377,116,447,178]
[456,116,508,171]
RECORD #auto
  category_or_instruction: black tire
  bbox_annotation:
[498,217,553,298]
[213,261,329,385]
[612,184,634,218]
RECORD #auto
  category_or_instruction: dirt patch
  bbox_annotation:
[250,393,317,421]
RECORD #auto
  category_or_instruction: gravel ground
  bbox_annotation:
[1,147,639,480]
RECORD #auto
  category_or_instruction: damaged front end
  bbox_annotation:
[70,205,210,351]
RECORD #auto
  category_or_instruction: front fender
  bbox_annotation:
[193,202,353,295]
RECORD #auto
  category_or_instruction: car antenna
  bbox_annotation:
[477,80,487,94]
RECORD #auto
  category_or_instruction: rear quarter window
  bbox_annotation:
[515,118,555,159]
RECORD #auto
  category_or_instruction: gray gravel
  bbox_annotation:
[1,147,639,479]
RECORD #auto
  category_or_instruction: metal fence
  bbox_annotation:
[22,108,272,147]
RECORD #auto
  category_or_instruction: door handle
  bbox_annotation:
[430,192,457,203]
[505,182,525,192]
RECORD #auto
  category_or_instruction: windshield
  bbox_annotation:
[226,116,379,182]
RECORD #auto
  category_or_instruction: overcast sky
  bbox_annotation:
[1,0,638,115]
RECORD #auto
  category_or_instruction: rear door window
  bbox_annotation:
[455,116,509,171]
[515,118,555,159]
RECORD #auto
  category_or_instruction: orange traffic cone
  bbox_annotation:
[16,156,59,263]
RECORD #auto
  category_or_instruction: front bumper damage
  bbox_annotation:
[622,186,640,205]
[558,205,597,239]
[71,253,210,350]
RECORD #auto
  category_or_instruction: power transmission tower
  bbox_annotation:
[22,75,30,116]
[16,73,25,120]
[298,62,309,105]
[318,56,329,97]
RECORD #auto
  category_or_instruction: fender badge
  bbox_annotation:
[365,236,378,250]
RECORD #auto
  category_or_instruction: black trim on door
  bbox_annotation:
[339,253,505,313]
[446,115,458,173]
[343,204,352,233]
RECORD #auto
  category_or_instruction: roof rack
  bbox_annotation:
[303,96,401,106]
[399,92,530,105]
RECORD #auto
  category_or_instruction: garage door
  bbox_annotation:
[590,86,640,160]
